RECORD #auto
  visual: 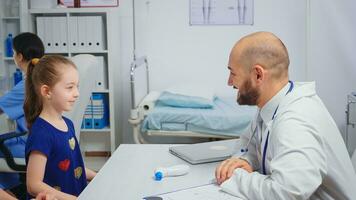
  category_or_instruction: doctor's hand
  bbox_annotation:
[215,157,253,185]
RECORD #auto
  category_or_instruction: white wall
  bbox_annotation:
[134,0,307,95]
[118,0,307,143]
[118,0,356,144]
[308,0,356,138]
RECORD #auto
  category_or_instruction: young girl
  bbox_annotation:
[24,55,96,200]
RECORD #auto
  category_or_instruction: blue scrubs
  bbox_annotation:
[0,79,27,189]
[0,79,27,132]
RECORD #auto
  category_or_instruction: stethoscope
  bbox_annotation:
[239,81,294,175]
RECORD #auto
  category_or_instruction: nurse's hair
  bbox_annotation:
[13,32,44,62]
[24,55,77,129]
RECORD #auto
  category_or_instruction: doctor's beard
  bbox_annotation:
[236,78,259,106]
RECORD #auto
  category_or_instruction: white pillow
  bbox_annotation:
[164,84,216,101]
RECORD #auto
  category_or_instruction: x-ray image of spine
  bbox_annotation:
[202,0,211,24]
[190,0,254,25]
[237,0,246,24]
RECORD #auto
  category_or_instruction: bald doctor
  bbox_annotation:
[215,32,356,199]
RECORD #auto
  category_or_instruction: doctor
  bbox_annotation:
[215,31,356,199]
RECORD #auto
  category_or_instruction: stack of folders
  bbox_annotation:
[82,93,109,129]
[36,16,105,53]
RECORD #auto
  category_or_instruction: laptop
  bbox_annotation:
[169,139,239,164]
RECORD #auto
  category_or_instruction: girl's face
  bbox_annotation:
[48,65,79,113]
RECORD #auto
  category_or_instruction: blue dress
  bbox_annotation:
[25,117,87,199]
[0,80,27,190]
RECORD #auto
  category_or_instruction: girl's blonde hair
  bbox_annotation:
[24,55,77,129]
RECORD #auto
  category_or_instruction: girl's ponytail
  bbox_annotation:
[24,58,42,130]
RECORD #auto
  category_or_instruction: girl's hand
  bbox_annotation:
[35,192,57,200]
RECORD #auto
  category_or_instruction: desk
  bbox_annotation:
[78,144,220,199]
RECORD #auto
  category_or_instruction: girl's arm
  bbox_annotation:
[27,151,77,200]
[85,168,97,181]
[0,189,17,200]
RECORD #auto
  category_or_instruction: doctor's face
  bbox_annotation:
[228,64,259,106]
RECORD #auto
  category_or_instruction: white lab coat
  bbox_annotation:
[221,82,356,200]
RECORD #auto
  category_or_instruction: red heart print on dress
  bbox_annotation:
[58,159,70,171]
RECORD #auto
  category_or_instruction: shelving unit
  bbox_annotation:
[0,0,28,131]
[28,7,120,170]
[1,0,19,93]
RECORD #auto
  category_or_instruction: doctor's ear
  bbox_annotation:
[40,85,52,100]
[252,64,265,83]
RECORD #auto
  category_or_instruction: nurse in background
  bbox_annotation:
[0,32,44,200]
[215,31,356,199]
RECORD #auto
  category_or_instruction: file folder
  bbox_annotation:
[69,16,79,51]
[36,17,45,46]
[92,93,109,129]
[44,17,54,53]
[84,97,93,129]
[92,16,105,50]
[77,16,87,51]
[94,56,107,90]
[58,16,68,52]
[85,16,96,51]
[52,17,61,52]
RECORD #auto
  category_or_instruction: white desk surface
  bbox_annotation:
[78,144,220,200]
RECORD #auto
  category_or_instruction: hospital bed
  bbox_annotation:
[0,54,97,173]
[128,57,256,144]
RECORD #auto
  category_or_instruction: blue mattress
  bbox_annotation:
[141,97,257,137]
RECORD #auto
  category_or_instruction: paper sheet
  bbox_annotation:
[139,91,161,117]
[153,183,243,200]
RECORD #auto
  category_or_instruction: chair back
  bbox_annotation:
[64,54,97,140]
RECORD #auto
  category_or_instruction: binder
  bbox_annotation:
[37,17,52,53]
[85,16,95,51]
[84,16,105,51]
[44,17,54,53]
[84,115,93,129]
[93,108,106,129]
[92,16,105,50]
[36,17,45,45]
[45,17,54,53]
[94,56,107,90]
[92,93,109,129]
[58,16,68,52]
[84,97,93,129]
[68,16,79,51]
[77,16,87,51]
[52,17,61,52]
